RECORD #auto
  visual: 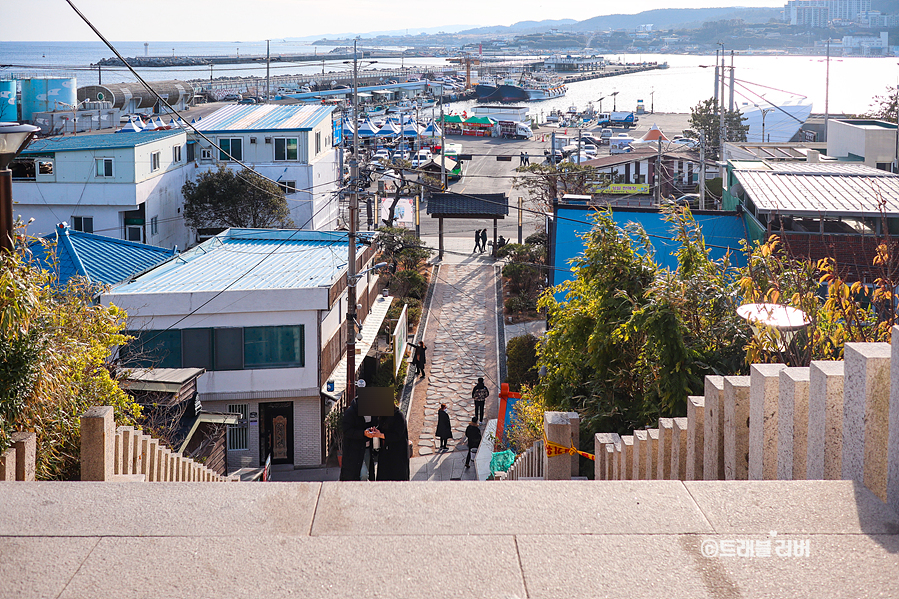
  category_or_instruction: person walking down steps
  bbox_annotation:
[471,377,489,423]
[465,417,482,469]
[436,404,452,450]
[409,341,427,378]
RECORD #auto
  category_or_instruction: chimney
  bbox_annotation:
[807,149,820,163]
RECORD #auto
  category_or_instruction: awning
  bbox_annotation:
[177,412,241,454]
[322,294,395,403]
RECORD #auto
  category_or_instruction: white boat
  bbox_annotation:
[388,100,415,113]
[363,106,387,117]
[739,96,813,143]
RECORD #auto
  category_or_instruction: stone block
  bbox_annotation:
[703,375,725,480]
[620,435,634,481]
[11,432,36,482]
[656,418,674,480]
[120,427,135,476]
[0,447,16,481]
[80,406,114,481]
[632,430,649,480]
[749,364,786,480]
[113,430,122,475]
[604,445,615,480]
[777,367,810,480]
[670,418,688,481]
[567,412,580,477]
[842,342,891,502]
[807,360,844,480]
[724,376,751,480]
[132,432,145,475]
[611,439,622,480]
[543,412,572,480]
[147,440,158,482]
[646,429,658,480]
[594,433,618,480]
[892,327,899,514]
[686,395,704,481]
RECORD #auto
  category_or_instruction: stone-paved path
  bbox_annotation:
[406,237,500,480]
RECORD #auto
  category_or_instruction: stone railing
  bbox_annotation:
[504,440,544,480]
[81,406,237,482]
[0,432,36,481]
[583,332,899,514]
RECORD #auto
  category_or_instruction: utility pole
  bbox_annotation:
[655,138,663,205]
[265,39,270,103]
[728,50,734,113]
[824,39,830,143]
[699,131,706,210]
[439,94,446,190]
[719,47,726,177]
[346,38,360,406]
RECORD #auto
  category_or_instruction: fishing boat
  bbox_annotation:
[388,100,416,113]
[363,105,388,117]
[475,73,567,103]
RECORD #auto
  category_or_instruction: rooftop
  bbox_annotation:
[192,103,335,133]
[731,162,899,216]
[26,224,176,287]
[107,229,371,295]
[21,130,184,154]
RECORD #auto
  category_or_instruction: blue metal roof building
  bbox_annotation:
[192,104,335,133]
[108,229,373,295]
[27,224,176,287]
[21,130,184,154]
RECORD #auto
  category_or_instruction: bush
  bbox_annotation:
[505,294,534,315]
[506,334,539,391]
[389,269,427,299]
[503,262,540,296]
[525,231,547,247]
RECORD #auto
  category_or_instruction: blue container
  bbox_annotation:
[20,77,77,122]
[0,80,16,121]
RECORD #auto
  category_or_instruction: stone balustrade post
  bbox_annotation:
[724,376,751,480]
[119,427,134,476]
[543,412,572,480]
[686,396,704,480]
[113,429,122,475]
[604,445,614,480]
[594,433,619,480]
[842,342,891,502]
[646,429,658,480]
[611,438,622,480]
[671,418,688,481]
[657,418,674,480]
[81,406,114,481]
[632,430,649,480]
[703,376,725,480]
[620,435,634,480]
[147,439,158,482]
[132,432,144,475]
[807,360,844,480]
[889,327,899,514]
[567,412,580,477]
[777,367,810,480]
[11,432,36,481]
[749,364,786,480]
[1,446,16,481]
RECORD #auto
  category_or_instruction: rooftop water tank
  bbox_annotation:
[20,77,77,122]
[0,80,16,121]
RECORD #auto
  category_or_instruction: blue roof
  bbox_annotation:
[552,206,747,294]
[27,224,176,287]
[21,130,184,154]
[193,104,335,133]
[108,229,372,295]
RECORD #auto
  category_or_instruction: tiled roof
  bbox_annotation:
[21,130,184,154]
[426,193,509,217]
[27,225,176,287]
[108,229,372,295]
[193,104,335,133]
[733,162,899,215]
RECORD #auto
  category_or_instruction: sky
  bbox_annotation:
[9,0,783,42]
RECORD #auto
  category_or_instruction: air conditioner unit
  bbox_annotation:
[250,137,257,144]
[264,137,273,144]
[200,148,213,160]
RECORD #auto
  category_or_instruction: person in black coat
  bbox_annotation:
[375,406,410,481]
[465,417,482,468]
[409,341,427,378]
[339,398,376,481]
[473,229,482,253]
[471,377,489,423]
[479,229,487,254]
[436,403,452,450]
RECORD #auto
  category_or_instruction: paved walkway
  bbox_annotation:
[405,235,500,480]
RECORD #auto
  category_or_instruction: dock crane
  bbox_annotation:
[447,54,480,90]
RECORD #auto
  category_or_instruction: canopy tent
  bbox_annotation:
[464,116,495,127]
[639,124,670,142]
[400,121,421,137]
[117,120,142,133]
[357,119,380,137]
[420,121,442,137]
[376,122,400,137]
[441,114,464,124]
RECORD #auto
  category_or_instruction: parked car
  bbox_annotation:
[667,193,702,209]
[237,97,257,104]
[373,148,391,162]
[599,129,614,144]
[410,150,433,168]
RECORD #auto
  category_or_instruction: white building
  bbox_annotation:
[12,130,192,250]
[784,0,872,24]
[102,229,385,470]
[826,118,898,170]
[842,32,890,55]
[190,104,341,231]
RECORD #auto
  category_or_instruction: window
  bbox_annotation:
[219,138,243,161]
[150,151,160,172]
[182,328,213,370]
[200,147,213,161]
[173,145,182,163]
[278,181,297,194]
[126,225,143,242]
[95,158,113,177]
[72,216,93,234]
[150,216,158,236]
[186,144,195,162]
[244,325,304,369]
[315,132,321,155]
[274,137,298,161]
[215,328,244,370]
[38,160,53,175]
[124,329,182,369]
[10,159,35,180]
[227,404,249,451]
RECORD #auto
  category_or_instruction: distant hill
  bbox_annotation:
[461,19,579,35]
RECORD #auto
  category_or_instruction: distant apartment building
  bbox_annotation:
[859,10,899,27]
[784,0,871,25]
[841,31,890,55]
[189,104,341,232]
[12,130,192,250]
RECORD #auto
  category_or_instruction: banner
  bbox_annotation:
[594,183,650,195]
[380,196,414,226]
[543,436,595,461]
[393,304,408,376]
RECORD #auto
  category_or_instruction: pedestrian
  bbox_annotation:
[375,403,410,481]
[436,403,452,450]
[471,377,488,423]
[465,416,482,469]
[409,341,427,378]
[339,397,377,481]
[524,151,530,166]
[473,228,481,253]
[519,151,525,166]
[479,229,487,254]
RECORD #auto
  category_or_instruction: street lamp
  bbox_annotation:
[597,95,606,113]
[0,122,40,252]
[610,90,619,112]
[760,107,775,143]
